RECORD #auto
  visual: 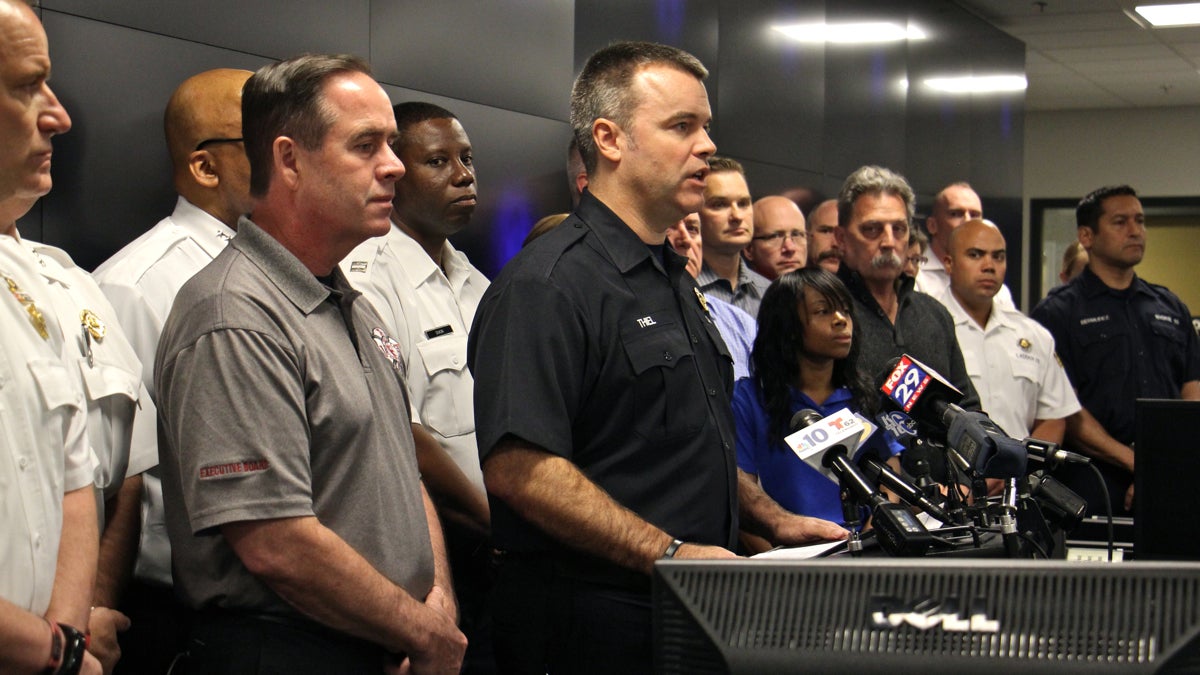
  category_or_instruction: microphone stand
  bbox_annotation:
[840,483,864,557]
[999,478,1022,558]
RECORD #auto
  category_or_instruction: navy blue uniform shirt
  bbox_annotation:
[468,191,739,563]
[1032,266,1200,445]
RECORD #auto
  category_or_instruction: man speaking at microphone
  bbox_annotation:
[469,42,846,675]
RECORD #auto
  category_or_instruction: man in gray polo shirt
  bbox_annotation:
[155,54,465,673]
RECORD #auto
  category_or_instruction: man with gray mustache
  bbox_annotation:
[833,165,979,409]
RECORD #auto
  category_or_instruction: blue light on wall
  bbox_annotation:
[490,187,539,273]
[656,0,686,44]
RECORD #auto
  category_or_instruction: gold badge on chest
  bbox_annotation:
[81,309,106,340]
[694,287,709,315]
[5,275,49,340]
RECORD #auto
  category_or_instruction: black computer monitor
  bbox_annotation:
[654,558,1200,674]
[1135,399,1200,560]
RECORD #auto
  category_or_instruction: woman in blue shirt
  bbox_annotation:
[734,268,903,526]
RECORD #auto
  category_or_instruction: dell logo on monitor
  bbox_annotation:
[869,595,1000,633]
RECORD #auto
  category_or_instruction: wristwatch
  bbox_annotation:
[54,623,88,675]
[662,538,685,558]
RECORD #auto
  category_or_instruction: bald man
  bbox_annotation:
[917,182,1014,308]
[744,195,805,280]
[941,219,1079,444]
[93,67,253,674]
[806,198,840,273]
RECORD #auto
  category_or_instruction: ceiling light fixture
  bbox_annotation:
[924,75,1028,94]
[772,22,927,44]
[1135,2,1200,27]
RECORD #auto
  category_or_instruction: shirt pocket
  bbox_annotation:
[28,357,83,414]
[1010,351,1043,385]
[27,358,84,468]
[620,319,704,443]
[77,358,140,405]
[1074,320,1129,389]
[76,357,141,491]
[1009,351,1045,424]
[1148,316,1189,379]
[415,334,474,438]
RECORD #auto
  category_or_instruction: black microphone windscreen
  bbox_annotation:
[789,408,823,434]
[874,357,904,392]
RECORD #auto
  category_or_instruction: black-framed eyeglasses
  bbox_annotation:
[194,137,243,152]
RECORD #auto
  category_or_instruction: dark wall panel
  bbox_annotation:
[820,2,910,181]
[33,0,1025,282]
[574,0,719,97]
[37,11,269,270]
[966,61,1025,199]
[903,2,980,194]
[902,1,1024,199]
[713,0,824,175]
[372,1,574,120]
[738,159,828,205]
[42,0,370,61]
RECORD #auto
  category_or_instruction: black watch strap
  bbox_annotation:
[55,624,87,675]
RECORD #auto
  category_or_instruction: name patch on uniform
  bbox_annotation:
[425,324,454,339]
[636,315,657,328]
[199,459,270,480]
[348,261,368,273]
[1154,313,1180,326]
[1079,314,1109,326]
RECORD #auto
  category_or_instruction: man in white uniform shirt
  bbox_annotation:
[0,1,101,671]
[917,181,1015,308]
[940,219,1077,441]
[1,213,146,673]
[92,67,253,674]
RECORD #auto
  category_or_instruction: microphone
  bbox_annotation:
[858,455,951,524]
[876,410,919,441]
[876,355,964,435]
[787,408,872,481]
[877,355,1027,479]
[1026,473,1087,530]
[791,409,932,556]
[1023,438,1091,471]
[875,409,952,500]
[946,410,1028,479]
